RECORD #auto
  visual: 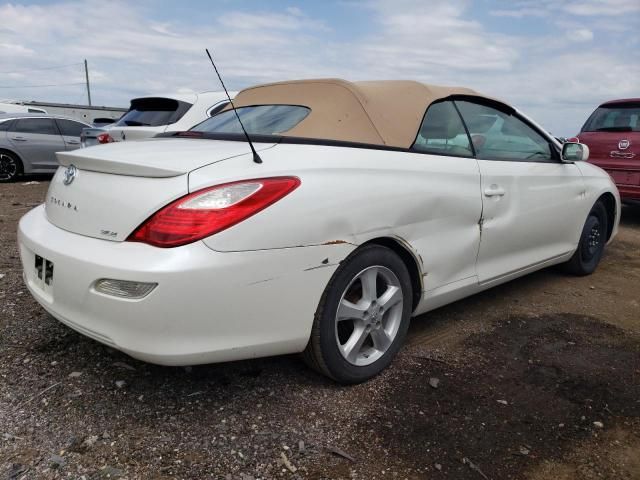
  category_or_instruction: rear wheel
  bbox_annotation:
[303,245,413,384]
[0,151,21,183]
[561,201,608,276]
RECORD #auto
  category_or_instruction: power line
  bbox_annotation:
[0,62,83,75]
[0,82,86,89]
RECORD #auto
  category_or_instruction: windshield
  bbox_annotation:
[192,105,310,135]
[582,102,640,132]
[115,98,192,127]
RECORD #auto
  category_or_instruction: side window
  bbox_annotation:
[12,118,58,136]
[56,119,86,137]
[0,120,13,131]
[455,100,553,162]
[208,101,229,117]
[412,101,473,157]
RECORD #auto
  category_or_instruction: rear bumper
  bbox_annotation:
[18,205,350,365]
[594,165,640,201]
[617,184,640,201]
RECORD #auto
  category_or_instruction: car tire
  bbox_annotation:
[561,201,608,276]
[0,151,22,183]
[303,244,413,384]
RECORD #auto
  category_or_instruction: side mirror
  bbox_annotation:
[562,142,589,162]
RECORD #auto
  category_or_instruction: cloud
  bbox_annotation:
[490,8,548,18]
[218,11,329,32]
[566,28,594,42]
[563,0,640,16]
[0,0,637,135]
[330,0,523,95]
[0,42,35,57]
[0,1,336,98]
[491,0,640,18]
[489,0,558,18]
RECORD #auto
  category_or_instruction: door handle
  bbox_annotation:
[484,185,505,197]
[67,140,80,145]
[11,136,27,142]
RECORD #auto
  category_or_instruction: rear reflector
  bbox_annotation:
[94,279,157,299]
[127,177,300,248]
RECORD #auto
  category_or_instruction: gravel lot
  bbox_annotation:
[1,179,639,479]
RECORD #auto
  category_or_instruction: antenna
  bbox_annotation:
[205,48,262,164]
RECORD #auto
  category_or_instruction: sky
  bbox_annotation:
[0,0,638,136]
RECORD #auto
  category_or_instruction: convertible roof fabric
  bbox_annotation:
[231,79,488,148]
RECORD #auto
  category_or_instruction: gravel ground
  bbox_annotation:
[1,179,639,479]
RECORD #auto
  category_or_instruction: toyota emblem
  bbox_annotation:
[63,164,78,185]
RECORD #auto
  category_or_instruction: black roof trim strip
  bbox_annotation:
[157,131,411,153]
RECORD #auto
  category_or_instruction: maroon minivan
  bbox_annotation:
[573,99,640,202]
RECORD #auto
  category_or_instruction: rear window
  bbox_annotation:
[56,119,87,137]
[92,117,117,126]
[115,98,192,127]
[582,102,640,132]
[192,105,310,135]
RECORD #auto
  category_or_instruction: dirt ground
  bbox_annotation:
[1,179,639,480]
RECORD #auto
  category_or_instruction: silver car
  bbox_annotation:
[0,113,90,182]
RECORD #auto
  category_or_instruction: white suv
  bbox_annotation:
[81,91,235,147]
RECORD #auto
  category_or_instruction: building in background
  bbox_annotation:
[0,100,126,125]
[0,101,47,114]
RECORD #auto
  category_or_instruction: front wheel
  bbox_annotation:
[303,245,413,384]
[0,151,21,183]
[561,201,608,276]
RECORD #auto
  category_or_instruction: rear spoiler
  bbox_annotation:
[57,148,185,178]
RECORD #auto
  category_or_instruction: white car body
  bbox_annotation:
[18,79,620,375]
[81,91,235,146]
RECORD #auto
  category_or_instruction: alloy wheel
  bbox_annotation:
[0,153,18,181]
[334,266,404,366]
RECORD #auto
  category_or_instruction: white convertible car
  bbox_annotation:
[18,79,620,383]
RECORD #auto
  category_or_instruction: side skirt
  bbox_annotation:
[414,251,574,317]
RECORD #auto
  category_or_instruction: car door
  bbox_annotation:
[455,99,586,285]
[8,117,66,171]
[54,118,86,151]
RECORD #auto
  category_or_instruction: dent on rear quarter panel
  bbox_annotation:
[191,143,481,300]
[196,144,476,241]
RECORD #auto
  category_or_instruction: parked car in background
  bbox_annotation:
[572,98,639,202]
[19,79,619,383]
[0,113,90,182]
[81,91,234,147]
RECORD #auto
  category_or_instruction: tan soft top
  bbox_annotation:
[230,78,486,148]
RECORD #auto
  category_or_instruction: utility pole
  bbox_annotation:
[84,59,92,106]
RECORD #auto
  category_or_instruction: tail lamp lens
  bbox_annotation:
[97,133,114,144]
[128,177,300,248]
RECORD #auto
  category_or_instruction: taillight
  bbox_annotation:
[127,177,300,248]
[97,133,114,144]
[567,136,579,143]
